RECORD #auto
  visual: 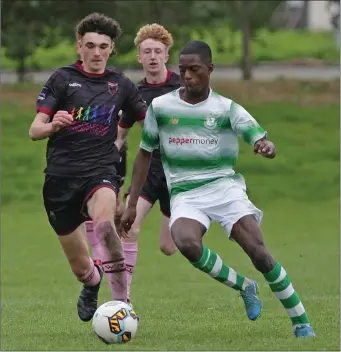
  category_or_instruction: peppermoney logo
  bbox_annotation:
[168,137,218,145]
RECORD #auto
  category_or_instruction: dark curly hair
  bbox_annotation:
[76,12,122,41]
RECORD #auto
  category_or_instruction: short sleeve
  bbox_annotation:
[36,69,68,117]
[139,103,159,152]
[230,101,267,145]
[120,77,147,128]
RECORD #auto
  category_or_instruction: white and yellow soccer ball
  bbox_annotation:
[92,301,139,344]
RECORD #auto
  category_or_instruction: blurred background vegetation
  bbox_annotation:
[2,0,340,81]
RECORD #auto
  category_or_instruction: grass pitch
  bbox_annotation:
[1,79,339,351]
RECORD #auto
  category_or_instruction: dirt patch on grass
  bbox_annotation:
[3,80,339,107]
[3,86,41,106]
[212,79,340,105]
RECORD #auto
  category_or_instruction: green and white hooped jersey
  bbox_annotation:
[140,88,266,198]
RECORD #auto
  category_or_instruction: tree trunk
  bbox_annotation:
[17,56,26,83]
[151,0,162,22]
[240,1,252,80]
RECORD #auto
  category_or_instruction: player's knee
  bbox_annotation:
[179,239,202,262]
[93,208,116,225]
[160,244,176,256]
[93,220,112,239]
[89,189,117,223]
[171,232,201,262]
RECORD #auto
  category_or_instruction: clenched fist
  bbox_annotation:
[254,138,276,159]
[52,110,73,132]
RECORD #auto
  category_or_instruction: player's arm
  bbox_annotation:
[128,104,159,208]
[29,112,55,140]
[119,77,147,129]
[115,114,144,151]
[29,70,73,141]
[29,111,73,141]
[230,101,276,159]
[120,104,159,235]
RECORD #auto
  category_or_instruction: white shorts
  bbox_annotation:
[169,176,263,238]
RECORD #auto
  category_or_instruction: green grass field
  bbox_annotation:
[1,80,340,351]
[1,29,340,70]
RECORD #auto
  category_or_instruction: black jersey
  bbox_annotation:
[119,70,181,162]
[36,61,147,177]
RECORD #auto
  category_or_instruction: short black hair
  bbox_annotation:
[179,40,212,64]
[76,12,122,41]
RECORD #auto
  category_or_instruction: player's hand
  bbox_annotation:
[51,110,73,132]
[254,138,276,159]
[119,206,137,238]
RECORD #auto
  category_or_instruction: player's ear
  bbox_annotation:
[137,54,142,64]
[164,47,170,63]
[76,40,82,55]
[110,42,115,54]
[208,63,214,74]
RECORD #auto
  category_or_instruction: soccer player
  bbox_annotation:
[92,23,182,304]
[121,41,315,338]
[29,13,147,322]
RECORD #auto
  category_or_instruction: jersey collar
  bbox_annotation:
[74,60,111,78]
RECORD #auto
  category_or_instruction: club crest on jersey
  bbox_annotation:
[204,111,220,129]
[204,115,218,129]
[108,82,118,95]
[169,118,179,125]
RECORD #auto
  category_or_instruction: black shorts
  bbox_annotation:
[116,149,127,189]
[126,166,170,218]
[43,173,120,236]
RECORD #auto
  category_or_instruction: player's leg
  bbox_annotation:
[115,187,125,229]
[123,191,154,303]
[86,150,126,258]
[218,178,314,337]
[58,225,103,321]
[170,192,260,320]
[43,175,103,322]
[231,216,314,337]
[115,149,127,228]
[85,176,128,304]
[158,185,176,256]
[159,215,176,256]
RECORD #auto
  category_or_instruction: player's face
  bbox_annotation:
[77,32,114,74]
[137,39,169,74]
[179,54,213,95]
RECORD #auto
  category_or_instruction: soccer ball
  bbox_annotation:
[92,301,139,344]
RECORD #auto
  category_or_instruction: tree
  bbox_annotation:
[228,0,284,80]
[1,0,65,81]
